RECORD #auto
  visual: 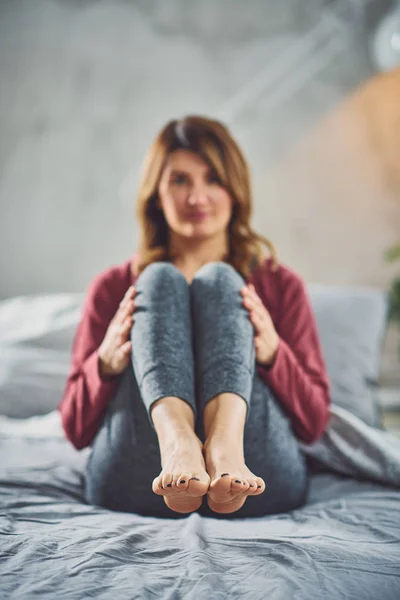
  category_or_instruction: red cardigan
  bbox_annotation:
[58,254,331,449]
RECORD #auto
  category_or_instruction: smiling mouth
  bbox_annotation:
[187,213,209,220]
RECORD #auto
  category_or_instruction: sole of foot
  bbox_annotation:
[152,472,211,514]
[152,438,211,514]
[205,453,266,514]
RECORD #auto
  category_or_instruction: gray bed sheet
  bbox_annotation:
[1,430,400,600]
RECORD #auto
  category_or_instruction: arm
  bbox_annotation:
[58,274,121,450]
[256,273,331,444]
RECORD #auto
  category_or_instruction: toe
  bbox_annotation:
[209,474,232,494]
[246,479,258,494]
[232,478,248,493]
[187,476,209,497]
[176,474,190,490]
[161,473,174,490]
[253,477,266,494]
[241,480,250,493]
[152,475,164,495]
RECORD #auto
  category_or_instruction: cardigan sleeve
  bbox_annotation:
[256,271,331,444]
[58,273,121,450]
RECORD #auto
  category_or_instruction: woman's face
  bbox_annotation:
[157,149,233,242]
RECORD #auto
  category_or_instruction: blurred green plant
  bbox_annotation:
[384,242,400,359]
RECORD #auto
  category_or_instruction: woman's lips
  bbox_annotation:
[187,212,209,221]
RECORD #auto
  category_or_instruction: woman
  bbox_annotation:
[58,115,331,520]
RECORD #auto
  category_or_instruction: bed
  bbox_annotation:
[1,284,400,599]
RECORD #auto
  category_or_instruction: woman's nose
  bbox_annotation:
[188,183,209,204]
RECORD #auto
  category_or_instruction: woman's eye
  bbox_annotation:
[171,175,187,185]
[207,173,221,185]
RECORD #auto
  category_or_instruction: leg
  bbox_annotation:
[199,374,309,519]
[190,262,309,518]
[83,262,209,517]
[83,363,184,518]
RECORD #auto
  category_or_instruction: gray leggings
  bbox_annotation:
[83,262,309,520]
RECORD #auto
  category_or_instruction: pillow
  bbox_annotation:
[0,294,84,350]
[0,294,84,418]
[0,287,390,424]
[307,284,390,428]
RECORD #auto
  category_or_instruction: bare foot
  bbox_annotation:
[203,439,266,514]
[152,435,210,514]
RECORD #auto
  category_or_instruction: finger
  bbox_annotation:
[243,294,264,317]
[119,286,136,310]
[242,283,257,295]
[248,284,264,305]
[116,300,135,325]
[247,292,268,319]
[116,341,132,363]
[243,292,255,304]
[243,297,261,321]
[115,298,131,322]
[122,315,134,330]
[117,339,131,355]
[254,307,268,324]
[118,320,133,344]
[121,340,132,352]
[242,285,258,302]
[119,287,133,307]
[240,285,252,295]
[123,299,135,316]
[249,308,265,330]
[247,283,262,301]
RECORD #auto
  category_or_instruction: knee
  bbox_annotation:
[135,261,188,293]
[138,261,185,281]
[191,261,244,294]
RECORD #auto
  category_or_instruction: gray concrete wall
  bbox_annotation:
[0,0,397,298]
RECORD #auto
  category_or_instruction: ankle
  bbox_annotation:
[151,396,195,437]
[203,393,247,439]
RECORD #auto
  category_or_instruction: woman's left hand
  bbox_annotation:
[240,283,280,367]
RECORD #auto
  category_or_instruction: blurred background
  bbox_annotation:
[0,0,399,407]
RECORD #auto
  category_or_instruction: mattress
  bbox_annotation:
[1,411,399,600]
[0,290,399,599]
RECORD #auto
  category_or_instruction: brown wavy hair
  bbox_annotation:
[132,115,279,280]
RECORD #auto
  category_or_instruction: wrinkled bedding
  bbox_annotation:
[1,410,400,600]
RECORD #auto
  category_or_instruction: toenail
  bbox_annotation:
[180,480,186,484]
[190,477,200,481]
[257,485,262,488]
[221,473,230,477]
[235,480,241,483]
[167,483,172,487]
[249,484,254,487]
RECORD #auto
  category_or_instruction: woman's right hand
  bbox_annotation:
[98,285,137,378]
